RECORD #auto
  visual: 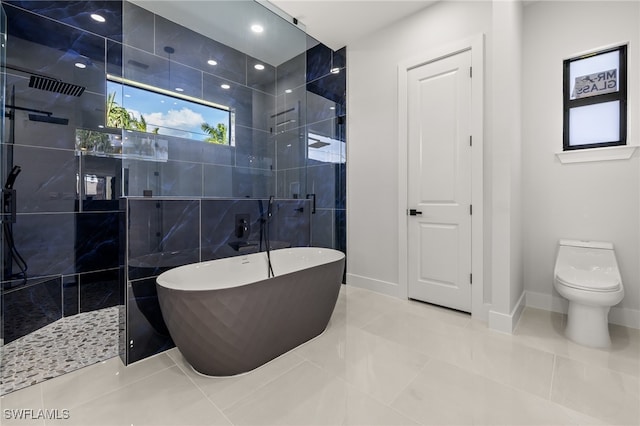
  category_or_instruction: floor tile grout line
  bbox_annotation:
[346,303,389,330]
[302,317,442,408]
[172,360,236,426]
[479,312,639,382]
[323,367,426,426]
[218,358,318,422]
[548,353,558,401]
[42,358,178,411]
[181,352,307,417]
[554,351,640,381]
[359,378,428,426]
[351,293,639,414]
[386,355,434,409]
[294,315,436,421]
[396,354,617,426]
[385,357,435,426]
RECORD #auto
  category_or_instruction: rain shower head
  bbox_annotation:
[6,64,86,97]
[28,113,69,126]
[29,75,85,97]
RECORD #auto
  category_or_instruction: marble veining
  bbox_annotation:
[5,3,107,69]
[2,277,62,344]
[6,0,123,41]
[306,43,333,83]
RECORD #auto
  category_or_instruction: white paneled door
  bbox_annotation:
[407,50,472,312]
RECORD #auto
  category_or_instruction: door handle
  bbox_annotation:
[408,209,422,216]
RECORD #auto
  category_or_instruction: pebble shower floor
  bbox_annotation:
[1,306,121,395]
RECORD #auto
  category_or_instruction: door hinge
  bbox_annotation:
[470,66,472,78]
[470,273,473,284]
[469,204,473,215]
[469,135,472,146]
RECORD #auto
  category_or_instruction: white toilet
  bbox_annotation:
[553,239,624,348]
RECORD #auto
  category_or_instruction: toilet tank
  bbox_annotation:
[556,240,619,275]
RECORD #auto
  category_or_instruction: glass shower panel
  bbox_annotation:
[1,4,6,202]
[121,0,308,199]
[0,4,6,351]
[2,1,124,395]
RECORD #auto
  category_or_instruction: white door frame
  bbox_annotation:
[398,34,486,320]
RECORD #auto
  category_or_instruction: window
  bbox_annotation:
[563,45,627,150]
[106,76,233,145]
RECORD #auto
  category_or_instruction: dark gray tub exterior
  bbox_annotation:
[156,250,344,376]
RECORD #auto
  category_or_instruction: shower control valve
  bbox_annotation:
[235,214,251,239]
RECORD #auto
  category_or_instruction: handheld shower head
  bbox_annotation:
[267,196,274,219]
[5,165,22,189]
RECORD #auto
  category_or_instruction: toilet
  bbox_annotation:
[553,239,624,348]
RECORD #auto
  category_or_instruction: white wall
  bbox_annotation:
[489,0,524,331]
[522,1,640,327]
[347,1,497,313]
[347,0,638,329]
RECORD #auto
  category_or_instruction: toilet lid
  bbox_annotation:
[556,268,621,292]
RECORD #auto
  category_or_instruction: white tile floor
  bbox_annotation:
[2,285,639,425]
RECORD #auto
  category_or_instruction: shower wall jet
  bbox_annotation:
[0,0,346,395]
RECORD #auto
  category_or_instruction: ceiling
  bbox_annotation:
[269,0,438,50]
[130,1,438,66]
[129,0,309,66]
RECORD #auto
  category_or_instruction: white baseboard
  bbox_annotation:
[488,291,526,334]
[525,290,568,314]
[346,273,399,298]
[525,290,640,330]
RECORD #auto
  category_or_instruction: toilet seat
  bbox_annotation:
[555,268,621,292]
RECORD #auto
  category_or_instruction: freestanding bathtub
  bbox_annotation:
[156,247,345,376]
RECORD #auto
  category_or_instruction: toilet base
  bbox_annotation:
[565,302,611,348]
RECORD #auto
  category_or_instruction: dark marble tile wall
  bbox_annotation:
[1,2,124,354]
[2,276,62,343]
[118,2,313,198]
[124,197,311,364]
[268,41,347,255]
[6,0,123,41]
[292,43,347,253]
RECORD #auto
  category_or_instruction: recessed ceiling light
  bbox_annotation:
[98,125,104,129]
[207,59,217,66]
[329,106,335,110]
[74,62,87,69]
[251,24,264,33]
[90,13,106,23]
[124,94,131,98]
[254,64,265,71]
[175,87,184,92]
[285,89,293,94]
[330,67,340,74]
[221,84,231,90]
